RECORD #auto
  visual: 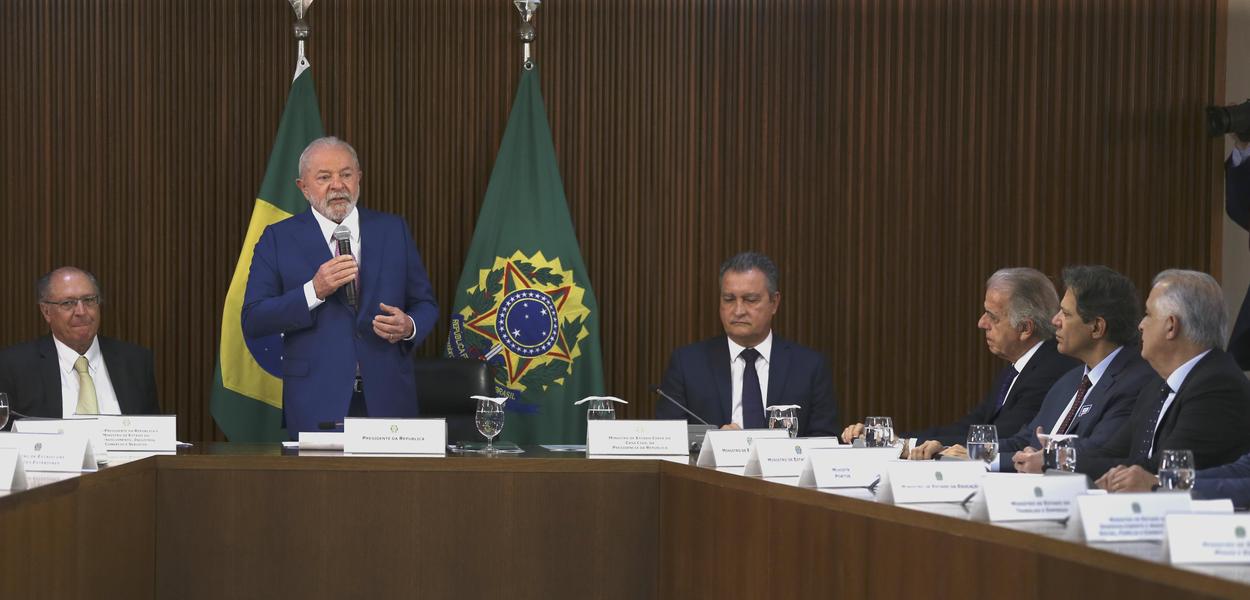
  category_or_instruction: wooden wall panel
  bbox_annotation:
[0,0,1226,441]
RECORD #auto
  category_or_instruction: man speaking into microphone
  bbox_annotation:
[242,137,438,436]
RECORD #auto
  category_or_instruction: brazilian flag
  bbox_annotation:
[210,56,324,441]
[445,67,605,445]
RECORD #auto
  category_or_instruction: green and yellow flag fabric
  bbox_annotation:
[210,57,324,441]
[445,68,605,444]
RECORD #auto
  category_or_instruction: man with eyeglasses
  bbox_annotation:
[0,267,159,421]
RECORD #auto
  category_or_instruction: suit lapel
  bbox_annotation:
[37,336,64,417]
[357,207,382,318]
[766,338,790,409]
[705,337,733,424]
[294,210,334,278]
[99,338,132,414]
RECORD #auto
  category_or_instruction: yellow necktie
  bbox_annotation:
[73,356,99,415]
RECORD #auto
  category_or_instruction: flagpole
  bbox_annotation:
[514,0,540,70]
[289,0,314,79]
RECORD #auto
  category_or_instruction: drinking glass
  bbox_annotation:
[966,424,998,465]
[864,416,894,448]
[1158,449,1196,491]
[475,398,505,453]
[0,393,9,430]
[1043,435,1079,472]
[767,406,799,438]
[586,398,617,421]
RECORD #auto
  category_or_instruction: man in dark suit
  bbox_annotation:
[0,267,159,420]
[655,252,838,437]
[1222,140,1250,370]
[842,268,1078,455]
[998,266,1154,472]
[1087,270,1250,490]
[242,137,438,436]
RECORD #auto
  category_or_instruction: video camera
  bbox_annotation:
[1207,100,1250,140]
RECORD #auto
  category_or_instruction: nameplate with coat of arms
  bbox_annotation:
[744,437,841,478]
[97,415,177,452]
[1066,492,1192,542]
[587,420,687,456]
[797,446,902,489]
[0,432,96,472]
[14,417,110,464]
[971,473,1089,522]
[695,429,790,468]
[878,460,986,504]
[344,418,446,455]
[1166,513,1250,563]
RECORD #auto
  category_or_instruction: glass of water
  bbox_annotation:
[586,398,617,421]
[475,398,505,453]
[1043,435,1079,472]
[1158,449,1196,491]
[864,416,894,447]
[0,392,9,430]
[766,405,799,438]
[967,424,998,465]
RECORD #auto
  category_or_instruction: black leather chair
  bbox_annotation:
[412,356,495,444]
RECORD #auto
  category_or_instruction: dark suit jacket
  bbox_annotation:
[1226,157,1250,370]
[1195,452,1250,509]
[996,345,1153,471]
[907,339,1079,447]
[654,334,838,437]
[241,207,438,436]
[0,335,159,420]
[1079,348,1250,479]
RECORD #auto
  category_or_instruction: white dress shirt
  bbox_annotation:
[1148,349,1211,459]
[1231,145,1250,167]
[53,336,122,416]
[727,332,774,428]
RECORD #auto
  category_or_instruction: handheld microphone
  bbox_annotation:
[332,225,358,309]
[650,385,711,426]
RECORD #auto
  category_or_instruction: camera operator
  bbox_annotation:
[1224,132,1250,369]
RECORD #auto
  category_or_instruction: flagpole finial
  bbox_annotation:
[289,0,314,40]
[514,0,541,70]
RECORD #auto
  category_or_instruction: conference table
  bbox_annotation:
[1,444,1248,600]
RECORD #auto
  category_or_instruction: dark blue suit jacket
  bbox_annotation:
[1079,349,1250,478]
[1225,157,1250,370]
[996,345,1153,471]
[0,335,160,419]
[654,334,838,437]
[241,207,438,436]
[906,340,1079,447]
[1195,453,1250,509]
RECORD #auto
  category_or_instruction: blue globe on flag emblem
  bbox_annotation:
[496,289,560,357]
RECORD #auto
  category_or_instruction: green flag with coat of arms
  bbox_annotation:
[445,67,605,445]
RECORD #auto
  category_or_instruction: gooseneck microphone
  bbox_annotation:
[650,384,712,426]
[332,225,358,309]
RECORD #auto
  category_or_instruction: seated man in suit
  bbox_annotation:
[842,268,1078,457]
[655,252,838,437]
[1084,270,1250,490]
[0,267,159,420]
[998,266,1154,472]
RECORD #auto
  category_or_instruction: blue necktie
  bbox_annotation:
[740,348,766,429]
[1135,382,1173,462]
[991,365,1020,417]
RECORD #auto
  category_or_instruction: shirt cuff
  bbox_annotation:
[403,315,417,341]
[303,281,325,310]
[1232,145,1250,167]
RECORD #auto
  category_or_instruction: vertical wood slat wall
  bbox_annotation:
[0,0,1225,442]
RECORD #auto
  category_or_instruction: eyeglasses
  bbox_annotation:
[41,295,101,311]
